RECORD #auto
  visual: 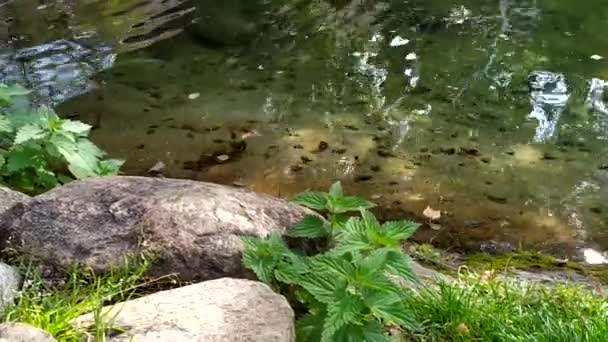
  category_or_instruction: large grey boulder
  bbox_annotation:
[74,278,295,342]
[0,323,56,342]
[0,176,310,282]
[0,262,20,311]
[0,185,28,216]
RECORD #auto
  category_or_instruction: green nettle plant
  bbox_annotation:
[0,83,123,193]
[242,182,420,341]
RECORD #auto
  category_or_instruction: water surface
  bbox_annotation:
[3,0,608,261]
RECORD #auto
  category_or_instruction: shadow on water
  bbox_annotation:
[3,0,608,261]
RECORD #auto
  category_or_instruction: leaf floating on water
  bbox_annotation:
[590,54,604,60]
[187,92,200,100]
[389,36,409,47]
[216,154,230,162]
[405,52,417,61]
[422,206,441,221]
[428,223,442,231]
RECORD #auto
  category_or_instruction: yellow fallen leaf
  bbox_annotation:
[423,205,441,221]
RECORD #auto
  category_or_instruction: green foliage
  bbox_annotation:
[242,182,420,341]
[0,258,153,341]
[0,83,123,193]
[404,272,608,341]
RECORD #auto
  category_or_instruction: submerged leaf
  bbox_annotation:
[423,206,441,221]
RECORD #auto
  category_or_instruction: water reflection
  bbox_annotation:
[2,0,608,259]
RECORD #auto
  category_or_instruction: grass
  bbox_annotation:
[2,252,606,341]
[0,257,158,341]
[403,272,608,341]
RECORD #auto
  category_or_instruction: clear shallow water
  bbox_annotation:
[3,0,608,261]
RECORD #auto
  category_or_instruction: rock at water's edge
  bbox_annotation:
[0,176,310,282]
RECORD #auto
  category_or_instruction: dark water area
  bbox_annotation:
[3,0,608,263]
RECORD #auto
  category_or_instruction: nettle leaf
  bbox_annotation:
[373,302,416,329]
[0,84,30,104]
[299,274,341,304]
[14,124,45,145]
[288,215,330,238]
[322,291,365,342]
[34,105,60,127]
[314,255,356,280]
[292,192,328,211]
[383,220,419,241]
[34,167,59,190]
[296,309,327,342]
[96,159,124,176]
[4,145,43,173]
[385,251,417,283]
[0,115,12,133]
[332,321,390,342]
[333,217,372,255]
[61,120,92,135]
[241,233,291,284]
[331,196,375,213]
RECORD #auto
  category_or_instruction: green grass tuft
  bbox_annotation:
[0,257,156,341]
[404,273,608,341]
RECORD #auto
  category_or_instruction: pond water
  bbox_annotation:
[3,0,608,261]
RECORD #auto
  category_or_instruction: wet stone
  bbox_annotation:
[370,165,381,172]
[354,175,373,182]
[332,148,347,154]
[377,150,396,158]
[486,193,508,204]
[300,156,313,163]
[290,165,303,172]
[541,152,558,160]
[459,146,480,156]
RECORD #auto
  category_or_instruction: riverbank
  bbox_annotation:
[0,177,606,341]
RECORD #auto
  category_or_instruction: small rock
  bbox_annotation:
[0,323,56,342]
[486,193,508,204]
[147,161,166,177]
[73,278,295,342]
[354,175,373,182]
[300,156,313,163]
[480,240,515,255]
[459,146,480,156]
[187,93,200,100]
[377,150,396,158]
[216,154,230,162]
[437,147,456,155]
[317,141,329,152]
[0,262,21,312]
[541,152,558,160]
[289,165,303,173]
